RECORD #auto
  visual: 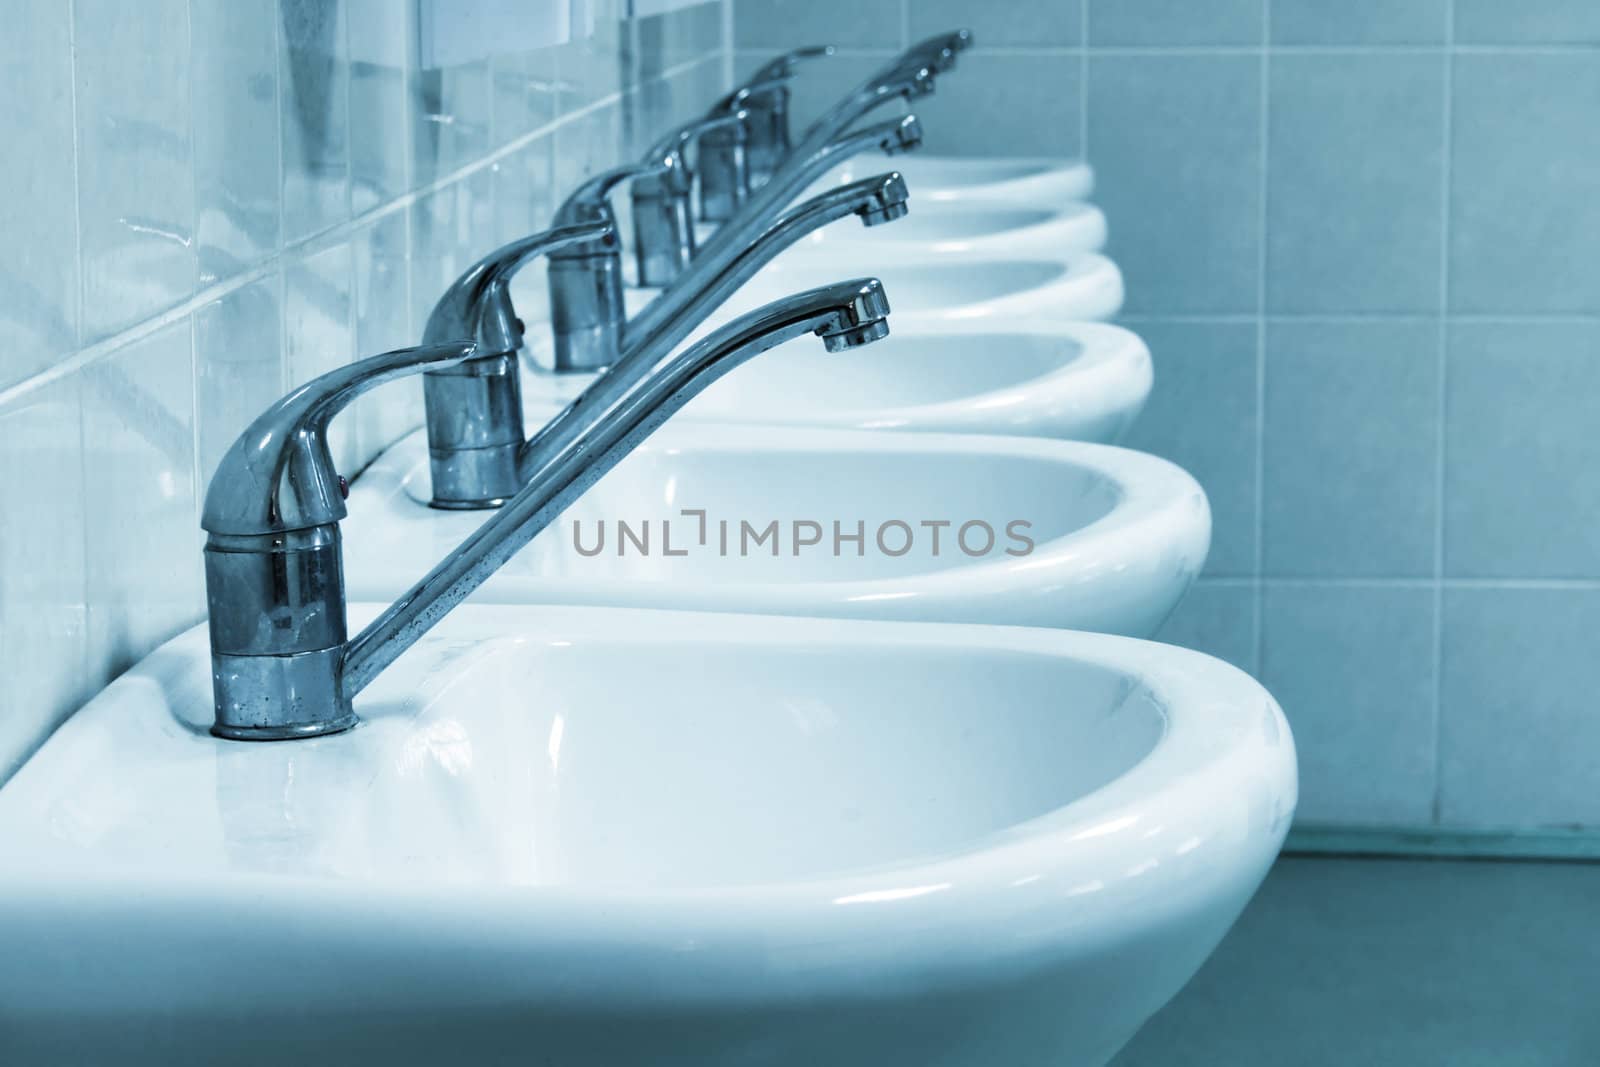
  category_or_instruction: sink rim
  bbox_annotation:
[350,423,1208,618]
[522,317,1151,439]
[1,604,1294,1004]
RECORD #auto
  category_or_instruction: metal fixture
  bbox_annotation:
[200,281,893,741]
[630,111,749,288]
[732,46,835,185]
[418,221,614,510]
[547,165,910,378]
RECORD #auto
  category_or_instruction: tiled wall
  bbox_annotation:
[734,0,1600,840]
[0,0,728,781]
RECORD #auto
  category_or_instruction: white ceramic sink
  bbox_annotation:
[343,423,1208,636]
[730,254,1124,323]
[524,318,1152,443]
[709,199,1108,260]
[0,603,1296,1066]
[815,154,1095,205]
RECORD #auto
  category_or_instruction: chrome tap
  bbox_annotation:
[545,159,913,378]
[418,221,614,509]
[730,46,835,185]
[629,110,748,288]
[200,280,893,741]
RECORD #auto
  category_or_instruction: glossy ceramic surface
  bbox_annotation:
[0,604,1296,1066]
[813,154,1097,205]
[734,253,1125,323]
[728,198,1108,259]
[342,424,1208,636]
[523,318,1153,443]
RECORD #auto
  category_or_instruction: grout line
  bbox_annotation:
[1079,0,1090,160]
[1429,2,1456,826]
[65,0,93,697]
[1252,0,1271,676]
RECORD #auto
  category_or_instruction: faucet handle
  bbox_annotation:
[553,161,676,229]
[900,29,973,73]
[747,44,834,86]
[423,222,612,356]
[203,343,476,537]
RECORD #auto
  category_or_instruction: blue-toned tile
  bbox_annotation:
[554,9,626,113]
[1270,0,1447,44]
[1450,55,1600,314]
[1263,320,1438,578]
[1089,0,1263,45]
[1088,55,1262,314]
[1444,321,1600,579]
[285,241,360,473]
[0,0,78,386]
[1440,588,1600,828]
[1153,581,1258,675]
[915,54,1082,159]
[491,45,562,148]
[194,276,285,487]
[492,136,555,247]
[1262,584,1436,827]
[280,0,351,242]
[1267,54,1445,314]
[0,378,89,782]
[75,0,196,340]
[352,213,422,465]
[630,1,724,84]
[1120,320,1259,576]
[413,58,492,186]
[348,0,413,212]
[1455,0,1600,45]
[911,0,1083,47]
[408,171,499,341]
[81,321,204,687]
[735,0,901,50]
[192,0,281,287]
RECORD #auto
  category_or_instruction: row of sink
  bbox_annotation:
[0,33,1296,1067]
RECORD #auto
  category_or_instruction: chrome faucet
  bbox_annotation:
[629,110,748,288]
[200,279,893,740]
[729,46,836,186]
[545,160,914,376]
[418,221,614,509]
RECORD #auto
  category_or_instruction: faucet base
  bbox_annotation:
[210,714,359,742]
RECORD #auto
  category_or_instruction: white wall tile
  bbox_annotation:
[74,0,197,340]
[0,0,78,387]
[81,321,204,687]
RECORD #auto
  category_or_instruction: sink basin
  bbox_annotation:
[522,319,1152,444]
[730,254,1124,323]
[707,199,1108,260]
[342,424,1207,636]
[814,154,1095,205]
[0,603,1296,1066]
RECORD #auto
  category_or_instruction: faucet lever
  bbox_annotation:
[633,111,750,288]
[746,44,834,86]
[421,223,614,512]
[201,341,477,742]
[553,161,676,229]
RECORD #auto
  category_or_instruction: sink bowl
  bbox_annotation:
[0,604,1296,1066]
[343,424,1208,636]
[708,199,1108,260]
[731,254,1124,323]
[523,319,1152,444]
[815,154,1095,205]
